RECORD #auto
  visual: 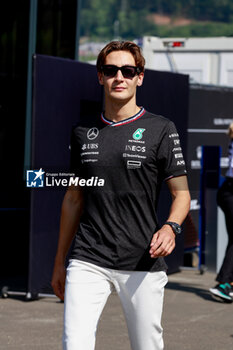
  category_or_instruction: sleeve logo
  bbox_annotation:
[132,128,145,140]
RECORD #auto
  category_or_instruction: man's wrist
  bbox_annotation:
[164,221,182,235]
[54,253,66,265]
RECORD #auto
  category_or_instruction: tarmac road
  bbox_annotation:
[0,270,232,350]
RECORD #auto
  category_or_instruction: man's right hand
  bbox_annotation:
[51,262,66,301]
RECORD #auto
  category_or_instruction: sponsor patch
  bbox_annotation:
[127,160,142,169]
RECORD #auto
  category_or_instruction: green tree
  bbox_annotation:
[80,0,233,40]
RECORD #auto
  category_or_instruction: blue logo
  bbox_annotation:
[26,168,45,187]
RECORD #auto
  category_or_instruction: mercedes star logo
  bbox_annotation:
[87,127,99,140]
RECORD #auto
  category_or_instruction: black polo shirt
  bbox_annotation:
[69,108,187,271]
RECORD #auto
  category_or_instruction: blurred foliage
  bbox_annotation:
[156,22,233,37]
[80,0,233,39]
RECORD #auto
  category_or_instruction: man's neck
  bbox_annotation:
[104,99,141,123]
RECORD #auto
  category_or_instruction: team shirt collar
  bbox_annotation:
[101,107,145,127]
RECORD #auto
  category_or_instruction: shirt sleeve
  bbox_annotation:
[157,120,187,181]
[69,126,82,177]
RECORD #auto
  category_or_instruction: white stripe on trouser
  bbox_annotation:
[63,259,168,350]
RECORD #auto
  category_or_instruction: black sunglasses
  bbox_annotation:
[101,65,141,79]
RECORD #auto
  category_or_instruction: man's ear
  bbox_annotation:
[137,72,144,87]
[97,72,104,85]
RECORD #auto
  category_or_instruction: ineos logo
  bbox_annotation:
[87,127,99,140]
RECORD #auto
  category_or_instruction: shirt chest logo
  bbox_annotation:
[87,127,99,140]
[132,128,145,140]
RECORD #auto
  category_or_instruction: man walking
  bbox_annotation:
[52,41,190,350]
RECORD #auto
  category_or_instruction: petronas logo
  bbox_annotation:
[133,128,145,140]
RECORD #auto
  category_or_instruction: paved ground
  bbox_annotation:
[1,269,232,350]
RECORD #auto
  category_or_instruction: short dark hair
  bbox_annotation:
[96,41,145,73]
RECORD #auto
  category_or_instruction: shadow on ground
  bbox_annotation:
[166,281,232,304]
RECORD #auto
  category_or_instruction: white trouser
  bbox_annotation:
[63,259,168,350]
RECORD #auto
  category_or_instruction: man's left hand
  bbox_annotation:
[149,225,176,258]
